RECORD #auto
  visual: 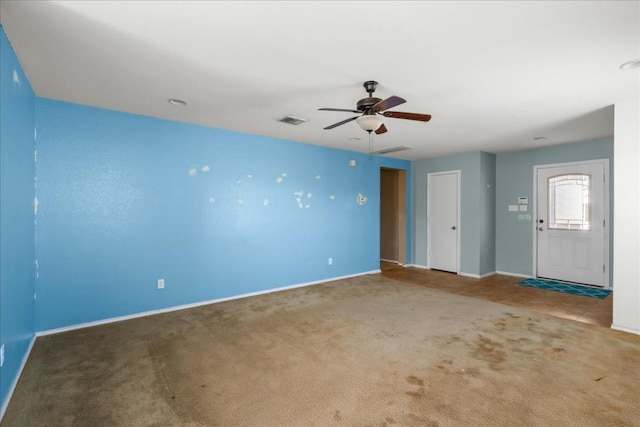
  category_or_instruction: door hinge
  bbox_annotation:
[603,219,605,227]
[603,264,606,273]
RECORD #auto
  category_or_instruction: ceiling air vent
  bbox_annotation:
[279,115,308,125]
[371,146,412,155]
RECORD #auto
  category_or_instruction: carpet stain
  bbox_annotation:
[406,375,424,386]
[406,413,439,426]
[333,409,342,421]
[376,330,398,339]
[405,387,425,398]
[471,334,506,370]
[436,359,453,370]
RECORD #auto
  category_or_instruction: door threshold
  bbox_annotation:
[537,277,605,289]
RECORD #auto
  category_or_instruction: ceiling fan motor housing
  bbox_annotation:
[357,97,382,112]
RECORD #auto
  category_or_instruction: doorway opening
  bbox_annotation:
[380,168,407,266]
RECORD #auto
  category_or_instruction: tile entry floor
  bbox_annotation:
[379,262,613,328]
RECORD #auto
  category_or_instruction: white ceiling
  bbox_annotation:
[1,1,638,160]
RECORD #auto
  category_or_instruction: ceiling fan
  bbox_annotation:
[319,80,432,134]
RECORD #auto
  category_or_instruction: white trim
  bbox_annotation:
[427,170,461,273]
[36,270,379,337]
[407,263,428,269]
[0,335,36,422]
[458,271,497,279]
[495,271,532,278]
[533,159,610,289]
[611,324,640,336]
[380,258,400,264]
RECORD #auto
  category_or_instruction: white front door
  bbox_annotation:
[535,161,609,287]
[428,171,459,273]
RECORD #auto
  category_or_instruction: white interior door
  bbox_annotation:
[428,171,459,272]
[536,161,608,287]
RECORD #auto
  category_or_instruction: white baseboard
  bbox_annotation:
[458,271,497,279]
[495,271,532,279]
[406,264,428,269]
[611,324,640,336]
[0,335,36,423]
[36,270,380,337]
[380,258,400,264]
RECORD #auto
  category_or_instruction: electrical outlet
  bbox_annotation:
[0,344,5,367]
[157,279,165,289]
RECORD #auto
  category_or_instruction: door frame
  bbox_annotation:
[427,170,461,272]
[532,159,610,288]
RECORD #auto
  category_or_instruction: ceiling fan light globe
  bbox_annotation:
[356,115,383,132]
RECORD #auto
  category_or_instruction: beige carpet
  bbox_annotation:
[3,275,639,426]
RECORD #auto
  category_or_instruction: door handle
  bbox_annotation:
[538,227,544,231]
[451,226,456,230]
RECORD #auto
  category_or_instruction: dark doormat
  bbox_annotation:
[518,278,611,299]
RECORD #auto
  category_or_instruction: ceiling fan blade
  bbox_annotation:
[382,111,432,122]
[319,107,360,113]
[375,123,388,134]
[372,95,406,113]
[323,116,359,130]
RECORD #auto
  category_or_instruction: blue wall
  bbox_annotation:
[0,27,36,413]
[412,151,496,276]
[34,99,410,331]
[495,139,614,277]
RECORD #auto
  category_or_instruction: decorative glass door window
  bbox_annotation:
[548,174,591,230]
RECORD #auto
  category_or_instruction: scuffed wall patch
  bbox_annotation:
[34,197,39,215]
[194,165,369,213]
[13,69,21,86]
[293,190,309,209]
[276,173,287,184]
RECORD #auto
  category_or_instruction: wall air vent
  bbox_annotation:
[371,146,412,155]
[279,115,308,125]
